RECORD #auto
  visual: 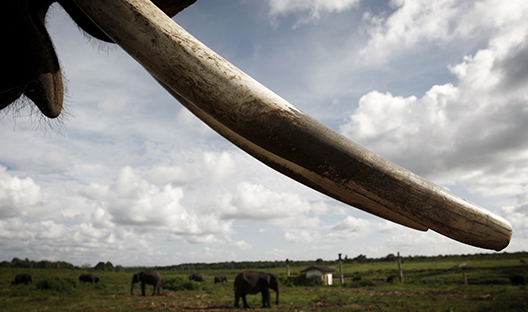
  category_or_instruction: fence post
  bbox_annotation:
[398,252,404,283]
[339,253,344,284]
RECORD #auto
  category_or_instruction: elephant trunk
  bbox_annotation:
[130,283,135,295]
[275,285,279,305]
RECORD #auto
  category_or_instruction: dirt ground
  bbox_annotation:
[105,288,496,311]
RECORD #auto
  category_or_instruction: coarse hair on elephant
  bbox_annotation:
[0,0,197,118]
[79,273,100,284]
[11,273,33,285]
[189,273,205,282]
[214,275,227,283]
[131,271,163,296]
[234,271,279,309]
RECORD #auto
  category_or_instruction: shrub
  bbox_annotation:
[35,276,77,293]
[163,276,208,291]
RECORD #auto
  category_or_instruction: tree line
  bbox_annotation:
[3,251,527,271]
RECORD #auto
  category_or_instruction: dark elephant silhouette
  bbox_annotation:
[510,275,526,286]
[386,275,397,283]
[189,273,205,282]
[11,273,33,285]
[234,271,279,309]
[79,273,100,284]
[0,0,196,118]
[131,271,163,296]
[214,275,228,283]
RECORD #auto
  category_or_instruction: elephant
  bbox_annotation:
[189,273,205,282]
[11,273,33,285]
[131,271,163,296]
[510,275,526,286]
[234,271,279,309]
[79,273,100,284]
[0,0,513,252]
[214,275,228,283]
[0,0,197,118]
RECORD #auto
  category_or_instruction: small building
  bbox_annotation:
[301,265,335,285]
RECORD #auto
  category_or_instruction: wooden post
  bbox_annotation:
[338,253,344,284]
[463,269,468,285]
[286,259,290,277]
[398,252,404,283]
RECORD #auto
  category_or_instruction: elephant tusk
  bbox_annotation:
[73,0,512,251]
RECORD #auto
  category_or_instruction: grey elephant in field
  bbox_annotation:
[11,273,33,285]
[189,273,205,282]
[214,275,227,283]
[131,271,163,296]
[79,273,100,284]
[234,271,279,309]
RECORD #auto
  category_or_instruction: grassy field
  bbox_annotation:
[1,258,527,311]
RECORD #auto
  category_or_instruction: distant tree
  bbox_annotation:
[105,261,115,271]
[352,254,368,263]
[94,262,107,271]
[384,254,396,262]
[315,258,324,264]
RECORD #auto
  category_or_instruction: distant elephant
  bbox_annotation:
[386,275,397,283]
[510,274,526,286]
[234,271,279,308]
[131,271,163,296]
[79,273,100,284]
[11,273,33,285]
[214,275,228,283]
[189,273,205,282]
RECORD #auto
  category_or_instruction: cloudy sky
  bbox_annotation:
[1,0,527,267]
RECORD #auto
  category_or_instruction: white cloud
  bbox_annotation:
[284,230,322,243]
[358,0,528,64]
[231,240,252,250]
[340,15,528,198]
[0,166,59,219]
[217,182,321,228]
[268,0,360,27]
[325,216,371,241]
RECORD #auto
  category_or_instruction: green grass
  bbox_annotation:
[1,259,527,311]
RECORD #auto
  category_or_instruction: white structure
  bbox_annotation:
[301,265,335,286]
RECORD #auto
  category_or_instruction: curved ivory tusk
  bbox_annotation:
[73,0,512,250]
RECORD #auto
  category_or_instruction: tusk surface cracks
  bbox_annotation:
[73,0,512,251]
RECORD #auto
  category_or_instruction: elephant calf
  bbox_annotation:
[131,271,163,296]
[234,271,279,308]
[189,273,205,282]
[214,275,227,283]
[11,273,33,285]
[79,273,100,284]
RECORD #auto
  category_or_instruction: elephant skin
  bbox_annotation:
[234,271,279,309]
[11,273,33,285]
[0,0,196,118]
[79,273,101,284]
[131,271,163,296]
[189,273,205,282]
[214,275,227,283]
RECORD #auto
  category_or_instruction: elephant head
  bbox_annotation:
[130,272,141,294]
[0,0,512,251]
[267,273,279,305]
[0,0,196,118]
